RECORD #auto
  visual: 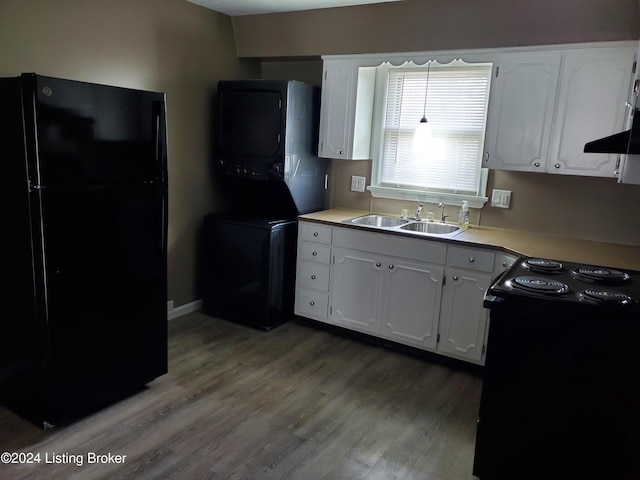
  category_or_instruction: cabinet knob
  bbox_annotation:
[313,232,319,237]
[554,163,561,169]
[534,162,540,167]
[376,262,381,267]
[468,257,475,263]
[502,261,507,268]
[453,275,459,281]
[311,275,317,280]
[309,301,315,306]
[312,251,318,256]
[389,264,394,269]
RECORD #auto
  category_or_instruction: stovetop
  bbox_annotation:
[487,256,640,309]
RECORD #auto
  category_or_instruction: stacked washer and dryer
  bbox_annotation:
[201,80,326,330]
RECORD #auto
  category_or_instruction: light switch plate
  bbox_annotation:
[351,175,366,192]
[491,189,512,208]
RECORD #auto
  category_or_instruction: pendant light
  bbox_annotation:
[412,62,432,153]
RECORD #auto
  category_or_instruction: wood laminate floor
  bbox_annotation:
[0,312,482,479]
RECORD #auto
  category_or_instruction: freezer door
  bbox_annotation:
[35,182,167,422]
[22,74,166,186]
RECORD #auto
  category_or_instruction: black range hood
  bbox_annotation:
[584,79,639,155]
[584,110,640,154]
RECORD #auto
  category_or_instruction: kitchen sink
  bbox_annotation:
[399,222,461,234]
[344,214,409,227]
[343,214,467,238]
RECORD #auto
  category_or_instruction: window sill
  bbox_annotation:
[367,185,488,209]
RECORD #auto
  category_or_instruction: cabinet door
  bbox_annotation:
[438,269,492,363]
[331,247,381,333]
[549,48,634,177]
[318,61,356,159]
[379,259,443,350]
[485,53,561,172]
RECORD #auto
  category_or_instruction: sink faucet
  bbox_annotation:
[438,202,448,223]
[415,203,424,221]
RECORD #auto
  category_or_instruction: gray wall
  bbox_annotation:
[233,0,640,57]
[0,0,261,308]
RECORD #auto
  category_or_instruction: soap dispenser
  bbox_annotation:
[459,201,470,227]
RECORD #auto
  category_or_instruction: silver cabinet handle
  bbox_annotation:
[502,261,507,267]
[375,262,382,267]
[311,275,316,280]
[534,162,540,167]
[389,264,394,269]
[453,275,459,281]
[312,251,318,256]
[313,232,319,237]
[554,163,561,169]
[309,301,315,306]
[468,257,475,263]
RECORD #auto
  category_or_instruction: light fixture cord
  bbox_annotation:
[422,62,430,119]
[422,60,431,119]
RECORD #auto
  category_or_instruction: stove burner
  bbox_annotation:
[572,266,631,285]
[578,289,634,305]
[523,258,564,274]
[510,276,570,294]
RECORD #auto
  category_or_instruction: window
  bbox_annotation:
[369,60,493,207]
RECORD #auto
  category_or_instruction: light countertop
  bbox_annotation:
[299,209,640,271]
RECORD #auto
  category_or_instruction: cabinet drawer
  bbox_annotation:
[298,262,330,292]
[299,222,332,244]
[295,289,329,319]
[494,253,519,273]
[447,246,495,273]
[298,242,331,265]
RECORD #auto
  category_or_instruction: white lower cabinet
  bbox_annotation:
[331,248,382,334]
[295,221,507,365]
[379,259,443,350]
[294,222,333,322]
[438,268,492,363]
[438,246,496,364]
[332,247,443,350]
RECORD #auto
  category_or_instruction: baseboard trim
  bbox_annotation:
[167,299,202,321]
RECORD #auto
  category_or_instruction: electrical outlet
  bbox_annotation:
[350,175,366,192]
[491,189,512,208]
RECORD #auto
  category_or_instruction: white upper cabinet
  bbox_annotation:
[550,48,635,176]
[485,53,561,172]
[319,42,636,175]
[318,59,375,160]
[486,43,636,177]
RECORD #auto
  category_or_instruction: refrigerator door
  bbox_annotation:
[22,74,166,187]
[34,182,167,423]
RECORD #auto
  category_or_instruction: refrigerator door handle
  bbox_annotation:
[161,189,167,257]
[154,113,161,179]
[152,100,167,183]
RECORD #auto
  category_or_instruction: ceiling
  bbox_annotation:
[186,0,405,16]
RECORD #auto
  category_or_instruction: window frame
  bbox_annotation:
[367,54,498,208]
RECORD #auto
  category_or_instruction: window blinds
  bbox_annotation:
[381,63,492,194]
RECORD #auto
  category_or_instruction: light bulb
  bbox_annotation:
[412,117,432,153]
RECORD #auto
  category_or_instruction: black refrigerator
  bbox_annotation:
[0,73,168,428]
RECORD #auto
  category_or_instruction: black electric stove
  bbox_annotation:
[474,256,640,480]
[485,256,639,309]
